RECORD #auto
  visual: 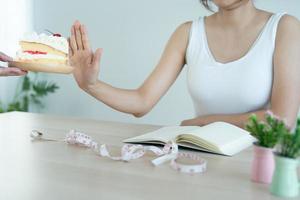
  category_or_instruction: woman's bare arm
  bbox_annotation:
[69,21,191,117]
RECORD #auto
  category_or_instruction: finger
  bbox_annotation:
[92,48,103,66]
[70,25,78,52]
[0,67,27,76]
[0,52,12,62]
[80,24,91,51]
[74,20,83,50]
[68,37,74,56]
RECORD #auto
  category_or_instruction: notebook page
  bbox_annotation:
[183,122,253,148]
[123,126,198,143]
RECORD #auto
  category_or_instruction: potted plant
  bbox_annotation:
[245,111,288,184]
[270,119,300,198]
[0,73,58,112]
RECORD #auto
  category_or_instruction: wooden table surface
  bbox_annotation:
[0,112,297,200]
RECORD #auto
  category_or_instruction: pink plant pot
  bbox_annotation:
[251,143,275,184]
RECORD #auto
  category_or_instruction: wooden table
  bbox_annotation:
[0,112,296,200]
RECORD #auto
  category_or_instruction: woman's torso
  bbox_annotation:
[186,12,286,116]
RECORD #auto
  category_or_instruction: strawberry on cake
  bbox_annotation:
[16,32,68,65]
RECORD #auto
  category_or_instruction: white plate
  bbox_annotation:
[9,61,73,74]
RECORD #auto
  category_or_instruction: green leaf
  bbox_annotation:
[22,76,31,91]
[245,113,288,148]
[30,94,44,107]
[0,73,59,113]
[277,119,300,158]
[7,101,24,112]
[0,101,5,113]
[22,96,29,111]
[32,81,59,97]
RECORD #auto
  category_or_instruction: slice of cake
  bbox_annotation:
[16,32,68,65]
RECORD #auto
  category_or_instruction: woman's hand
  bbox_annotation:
[181,118,206,126]
[0,52,27,76]
[181,119,193,126]
[69,20,103,90]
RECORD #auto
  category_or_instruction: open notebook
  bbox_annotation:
[123,122,256,156]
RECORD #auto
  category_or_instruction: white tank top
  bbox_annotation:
[186,13,286,117]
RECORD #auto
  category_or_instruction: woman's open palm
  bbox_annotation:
[69,21,102,89]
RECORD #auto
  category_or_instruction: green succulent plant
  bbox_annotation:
[245,112,289,148]
[277,119,300,159]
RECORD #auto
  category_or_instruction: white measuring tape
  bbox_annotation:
[30,130,207,174]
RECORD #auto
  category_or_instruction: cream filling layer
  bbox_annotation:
[16,51,66,60]
[21,32,68,54]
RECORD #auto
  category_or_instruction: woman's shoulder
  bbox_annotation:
[276,14,300,42]
[278,14,300,32]
[172,21,193,40]
[273,14,300,70]
[176,21,193,33]
[255,10,299,30]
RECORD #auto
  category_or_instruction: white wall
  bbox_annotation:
[0,0,33,105]
[32,0,300,125]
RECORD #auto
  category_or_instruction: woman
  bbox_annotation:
[0,52,27,76]
[69,0,300,129]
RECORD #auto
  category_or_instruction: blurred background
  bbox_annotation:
[0,0,299,125]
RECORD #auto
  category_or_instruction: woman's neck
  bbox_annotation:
[214,1,258,29]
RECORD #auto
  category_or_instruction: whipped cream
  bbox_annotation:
[21,32,68,54]
[16,50,66,60]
